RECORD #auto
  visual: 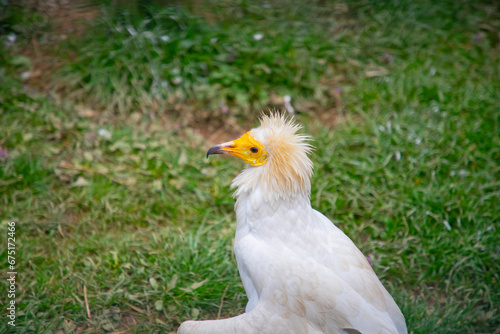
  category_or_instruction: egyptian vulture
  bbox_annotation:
[178,113,407,334]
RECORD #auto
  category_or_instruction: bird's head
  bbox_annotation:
[207,112,313,200]
[206,130,269,167]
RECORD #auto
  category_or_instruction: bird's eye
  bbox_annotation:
[250,147,259,153]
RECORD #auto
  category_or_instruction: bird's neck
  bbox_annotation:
[231,162,312,203]
[232,162,313,237]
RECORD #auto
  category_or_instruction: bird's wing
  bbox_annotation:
[236,228,404,334]
[233,197,406,334]
[308,210,407,334]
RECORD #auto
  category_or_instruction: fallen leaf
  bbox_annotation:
[152,179,163,191]
[83,152,93,162]
[167,274,178,291]
[132,143,147,150]
[71,176,89,187]
[190,279,208,290]
[365,67,389,77]
[154,300,163,311]
[109,141,131,153]
[76,105,98,117]
[22,133,33,142]
[178,150,188,165]
[149,277,159,290]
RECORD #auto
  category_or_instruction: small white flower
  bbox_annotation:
[378,125,385,132]
[7,34,16,43]
[98,128,112,139]
[253,33,264,41]
[127,26,137,36]
[432,105,440,113]
[20,71,30,80]
[386,121,392,134]
[414,137,422,145]
[395,151,401,161]
[442,220,451,231]
[160,35,170,42]
[449,171,456,176]
[429,67,436,76]
[172,76,182,85]
[458,169,469,177]
[283,95,295,114]
[210,37,218,44]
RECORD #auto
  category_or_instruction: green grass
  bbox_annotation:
[53,0,358,115]
[1,0,499,333]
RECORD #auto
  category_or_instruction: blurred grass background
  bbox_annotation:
[0,0,499,333]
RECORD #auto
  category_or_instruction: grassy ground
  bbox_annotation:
[1,0,499,333]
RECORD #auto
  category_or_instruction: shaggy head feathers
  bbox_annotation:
[232,113,314,201]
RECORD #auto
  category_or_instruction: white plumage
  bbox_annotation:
[179,113,407,334]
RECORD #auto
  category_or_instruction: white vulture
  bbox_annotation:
[178,113,407,334]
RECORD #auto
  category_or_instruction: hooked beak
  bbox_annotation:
[206,141,234,158]
[205,132,268,166]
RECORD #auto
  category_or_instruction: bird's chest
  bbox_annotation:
[234,192,312,249]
